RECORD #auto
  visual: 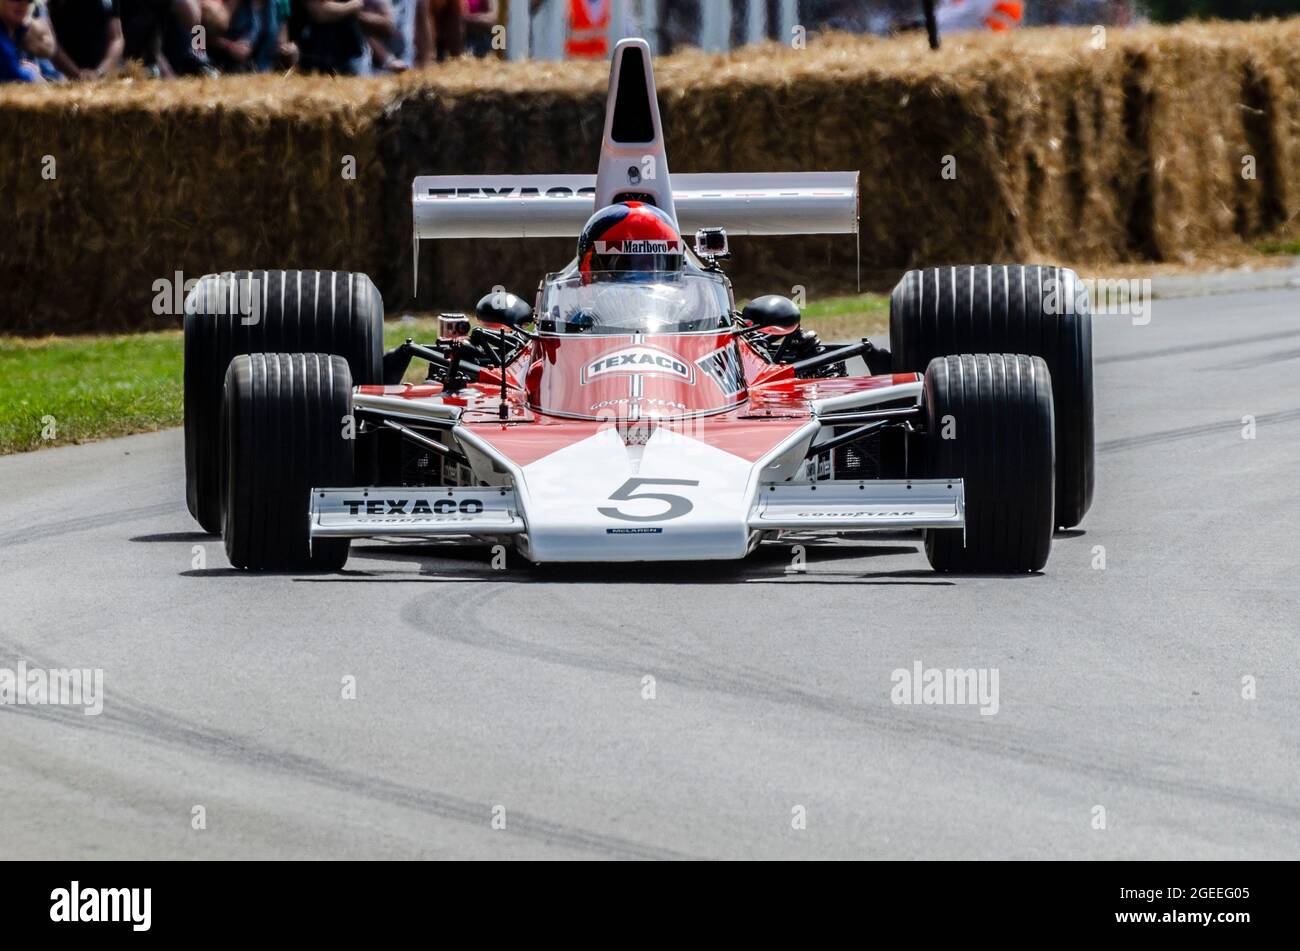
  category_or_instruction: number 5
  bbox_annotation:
[598,478,700,523]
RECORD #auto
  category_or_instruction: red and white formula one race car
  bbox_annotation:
[182,39,1094,572]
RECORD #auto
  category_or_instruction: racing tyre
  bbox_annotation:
[923,354,1054,573]
[890,265,1093,528]
[222,353,353,572]
[184,270,383,534]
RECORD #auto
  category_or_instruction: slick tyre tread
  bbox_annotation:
[222,353,353,572]
[184,270,383,535]
[891,265,1093,528]
[924,354,1055,574]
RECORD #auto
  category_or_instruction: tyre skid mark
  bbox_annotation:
[0,639,686,860]
[0,502,181,549]
[1099,408,1300,454]
[1207,346,1300,371]
[402,586,1300,828]
[1098,328,1300,365]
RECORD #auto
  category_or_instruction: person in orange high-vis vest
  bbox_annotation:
[935,0,1024,33]
[566,0,609,59]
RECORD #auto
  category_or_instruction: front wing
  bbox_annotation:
[309,479,965,562]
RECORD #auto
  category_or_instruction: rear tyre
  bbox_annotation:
[184,270,383,534]
[890,265,1093,528]
[222,353,353,572]
[923,354,1055,573]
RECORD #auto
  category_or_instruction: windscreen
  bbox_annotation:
[538,271,733,335]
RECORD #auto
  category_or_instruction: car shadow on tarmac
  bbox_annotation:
[283,540,977,585]
[130,531,215,543]
[170,532,1056,584]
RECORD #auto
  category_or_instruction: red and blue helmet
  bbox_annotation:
[577,202,684,282]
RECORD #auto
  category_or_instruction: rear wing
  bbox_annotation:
[410,38,859,291]
[412,172,860,239]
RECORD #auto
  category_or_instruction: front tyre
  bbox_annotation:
[923,354,1055,574]
[222,353,354,572]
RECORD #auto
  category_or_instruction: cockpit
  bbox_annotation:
[537,268,734,336]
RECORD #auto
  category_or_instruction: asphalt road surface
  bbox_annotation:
[2,287,1298,859]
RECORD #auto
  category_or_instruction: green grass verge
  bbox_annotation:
[0,333,184,455]
[797,292,890,341]
[1256,239,1300,256]
[0,319,446,455]
[0,296,887,455]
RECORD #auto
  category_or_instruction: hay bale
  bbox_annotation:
[3,20,1299,335]
[1,74,388,334]
[386,20,1300,309]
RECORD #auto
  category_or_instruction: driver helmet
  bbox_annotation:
[577,202,684,284]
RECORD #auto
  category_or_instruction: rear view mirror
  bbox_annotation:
[475,291,533,331]
[741,295,801,336]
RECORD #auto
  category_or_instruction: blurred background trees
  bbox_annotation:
[1141,0,1300,19]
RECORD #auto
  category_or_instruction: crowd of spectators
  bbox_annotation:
[1,2,1158,85]
[1,0,501,82]
[655,1,1138,48]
